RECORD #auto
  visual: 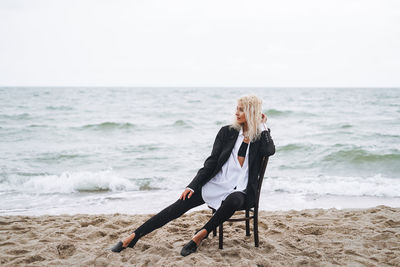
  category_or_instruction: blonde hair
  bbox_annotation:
[229,95,264,142]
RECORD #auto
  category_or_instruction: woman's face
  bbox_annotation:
[235,102,247,124]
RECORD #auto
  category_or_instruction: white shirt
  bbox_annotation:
[200,126,251,210]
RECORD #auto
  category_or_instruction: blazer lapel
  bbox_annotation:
[209,129,238,179]
[225,129,239,157]
[249,139,260,168]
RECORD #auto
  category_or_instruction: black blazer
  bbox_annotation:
[187,125,275,209]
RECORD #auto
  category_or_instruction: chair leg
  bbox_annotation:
[211,209,217,236]
[254,212,259,247]
[245,209,250,236]
[218,223,223,249]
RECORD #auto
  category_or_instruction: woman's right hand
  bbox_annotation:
[179,188,194,200]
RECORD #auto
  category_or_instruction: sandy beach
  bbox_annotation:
[1,205,399,266]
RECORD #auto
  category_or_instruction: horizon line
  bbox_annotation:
[1,86,400,89]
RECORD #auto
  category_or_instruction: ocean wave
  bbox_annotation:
[0,113,32,120]
[15,172,50,177]
[265,109,292,116]
[324,123,354,129]
[136,179,161,190]
[369,132,400,139]
[35,152,89,163]
[45,105,73,111]
[279,143,319,152]
[3,170,139,194]
[264,175,400,197]
[120,144,162,154]
[322,147,400,165]
[136,156,168,161]
[265,109,316,118]
[80,122,136,131]
[27,124,54,128]
[279,145,400,176]
[171,120,193,128]
[340,124,353,129]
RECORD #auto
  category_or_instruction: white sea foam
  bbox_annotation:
[264,174,400,197]
[4,170,138,194]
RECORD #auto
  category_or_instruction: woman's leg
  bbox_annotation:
[200,191,246,235]
[181,191,246,256]
[122,191,205,247]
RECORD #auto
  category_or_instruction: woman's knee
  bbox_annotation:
[171,194,204,213]
[223,193,245,209]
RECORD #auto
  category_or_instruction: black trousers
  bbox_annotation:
[133,190,246,240]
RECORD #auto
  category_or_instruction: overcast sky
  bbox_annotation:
[0,0,399,87]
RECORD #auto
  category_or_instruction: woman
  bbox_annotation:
[111,95,275,256]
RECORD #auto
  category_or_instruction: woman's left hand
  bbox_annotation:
[261,113,267,123]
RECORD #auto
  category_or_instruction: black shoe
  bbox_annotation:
[111,233,139,253]
[180,240,198,257]
[111,241,126,253]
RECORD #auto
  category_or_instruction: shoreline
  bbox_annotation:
[2,190,400,216]
[1,205,399,266]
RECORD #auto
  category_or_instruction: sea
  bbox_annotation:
[1,87,399,215]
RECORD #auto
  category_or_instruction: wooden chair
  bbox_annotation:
[210,156,269,249]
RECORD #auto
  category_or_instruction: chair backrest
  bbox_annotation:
[254,156,269,210]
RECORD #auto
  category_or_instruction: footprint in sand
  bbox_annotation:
[273,220,288,229]
[0,241,15,247]
[267,229,282,236]
[103,223,119,230]
[167,227,179,233]
[23,255,46,264]
[263,243,275,253]
[384,219,400,228]
[6,249,30,255]
[140,243,151,252]
[86,230,107,239]
[56,243,76,259]
[299,226,327,235]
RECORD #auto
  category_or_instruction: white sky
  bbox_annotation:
[0,0,399,87]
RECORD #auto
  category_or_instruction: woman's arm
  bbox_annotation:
[186,126,225,192]
[259,127,275,156]
[259,114,275,156]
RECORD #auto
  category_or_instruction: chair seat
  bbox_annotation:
[227,215,254,222]
[209,207,254,213]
